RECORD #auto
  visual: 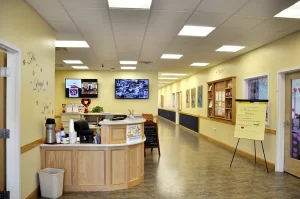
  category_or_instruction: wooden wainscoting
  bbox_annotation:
[21,137,45,154]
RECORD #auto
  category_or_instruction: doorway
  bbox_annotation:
[284,72,300,177]
[0,50,7,192]
[175,91,182,124]
[0,40,21,199]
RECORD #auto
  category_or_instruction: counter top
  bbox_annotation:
[40,137,146,148]
[99,118,146,126]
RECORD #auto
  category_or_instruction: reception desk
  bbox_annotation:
[40,118,146,192]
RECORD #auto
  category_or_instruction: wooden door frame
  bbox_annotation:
[276,66,300,172]
[0,40,21,199]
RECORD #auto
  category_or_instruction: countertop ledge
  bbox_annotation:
[40,138,146,147]
[99,118,146,125]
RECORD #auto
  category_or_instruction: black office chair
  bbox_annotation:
[74,120,93,143]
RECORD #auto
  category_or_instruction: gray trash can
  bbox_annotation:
[38,168,65,199]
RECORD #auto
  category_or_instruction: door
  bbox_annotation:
[175,91,182,124]
[285,72,300,177]
[0,51,7,191]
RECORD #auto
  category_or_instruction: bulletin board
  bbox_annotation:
[234,101,267,140]
[214,82,226,117]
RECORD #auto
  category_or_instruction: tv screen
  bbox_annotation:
[115,79,149,99]
[65,78,98,98]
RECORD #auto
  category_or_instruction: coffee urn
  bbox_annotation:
[45,118,56,144]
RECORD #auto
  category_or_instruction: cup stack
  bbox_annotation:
[69,119,77,144]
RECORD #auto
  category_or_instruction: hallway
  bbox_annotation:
[49,118,300,199]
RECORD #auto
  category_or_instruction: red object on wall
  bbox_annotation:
[81,98,91,113]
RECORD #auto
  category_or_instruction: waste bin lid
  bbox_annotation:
[38,168,65,175]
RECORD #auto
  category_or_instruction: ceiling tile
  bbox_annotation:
[197,0,249,14]
[114,35,144,54]
[66,8,109,23]
[152,0,202,11]
[84,33,114,42]
[118,53,139,60]
[88,37,116,52]
[56,33,84,40]
[112,23,147,36]
[139,53,162,62]
[48,21,78,33]
[110,9,150,23]
[204,27,247,45]
[235,0,298,17]
[149,10,191,27]
[187,12,231,27]
[60,0,107,8]
[26,0,62,7]
[221,16,267,30]
[31,7,71,22]
[76,22,112,35]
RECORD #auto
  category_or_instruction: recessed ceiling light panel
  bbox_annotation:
[72,66,89,69]
[55,41,89,48]
[274,1,300,18]
[161,54,183,59]
[161,73,186,76]
[120,61,137,65]
[158,78,178,80]
[63,60,83,64]
[216,45,245,52]
[121,66,136,70]
[108,0,152,9]
[190,63,209,66]
[178,25,215,37]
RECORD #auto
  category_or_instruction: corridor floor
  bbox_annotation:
[45,118,300,199]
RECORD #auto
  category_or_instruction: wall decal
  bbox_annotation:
[40,68,43,72]
[36,100,39,105]
[32,70,35,76]
[41,101,51,114]
[27,52,36,65]
[33,78,45,92]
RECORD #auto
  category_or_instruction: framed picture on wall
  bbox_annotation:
[197,85,203,108]
[186,89,190,108]
[172,93,175,109]
[191,88,196,108]
[179,91,182,111]
[160,95,164,108]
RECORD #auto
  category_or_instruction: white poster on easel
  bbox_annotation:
[234,101,267,141]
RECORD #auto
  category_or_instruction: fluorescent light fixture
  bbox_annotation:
[120,61,137,65]
[216,45,245,52]
[274,1,300,19]
[178,25,215,37]
[121,66,136,70]
[72,66,89,69]
[190,63,209,66]
[161,73,186,76]
[55,41,89,48]
[63,60,83,64]
[161,54,183,59]
[158,78,178,80]
[108,0,152,9]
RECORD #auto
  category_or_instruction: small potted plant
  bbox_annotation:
[91,106,104,113]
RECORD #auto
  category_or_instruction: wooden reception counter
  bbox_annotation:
[40,118,146,192]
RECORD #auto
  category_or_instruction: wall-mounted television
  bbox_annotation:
[115,79,149,99]
[65,78,98,98]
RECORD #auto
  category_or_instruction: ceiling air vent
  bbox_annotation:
[139,61,153,65]
[55,47,68,53]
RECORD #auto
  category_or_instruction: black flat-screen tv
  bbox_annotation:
[65,78,98,98]
[115,79,149,99]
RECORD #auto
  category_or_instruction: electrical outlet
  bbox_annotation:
[213,128,217,132]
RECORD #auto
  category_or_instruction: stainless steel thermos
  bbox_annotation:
[45,118,56,144]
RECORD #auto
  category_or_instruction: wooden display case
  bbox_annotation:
[207,77,236,123]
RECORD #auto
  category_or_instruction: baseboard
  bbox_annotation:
[157,116,176,124]
[198,133,275,170]
[26,186,40,199]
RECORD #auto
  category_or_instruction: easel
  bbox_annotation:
[230,99,269,173]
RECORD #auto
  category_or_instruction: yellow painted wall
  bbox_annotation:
[159,30,300,164]
[55,70,158,124]
[0,0,56,198]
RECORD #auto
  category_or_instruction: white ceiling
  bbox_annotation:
[26,0,300,85]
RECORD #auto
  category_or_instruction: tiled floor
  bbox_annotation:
[42,118,300,199]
